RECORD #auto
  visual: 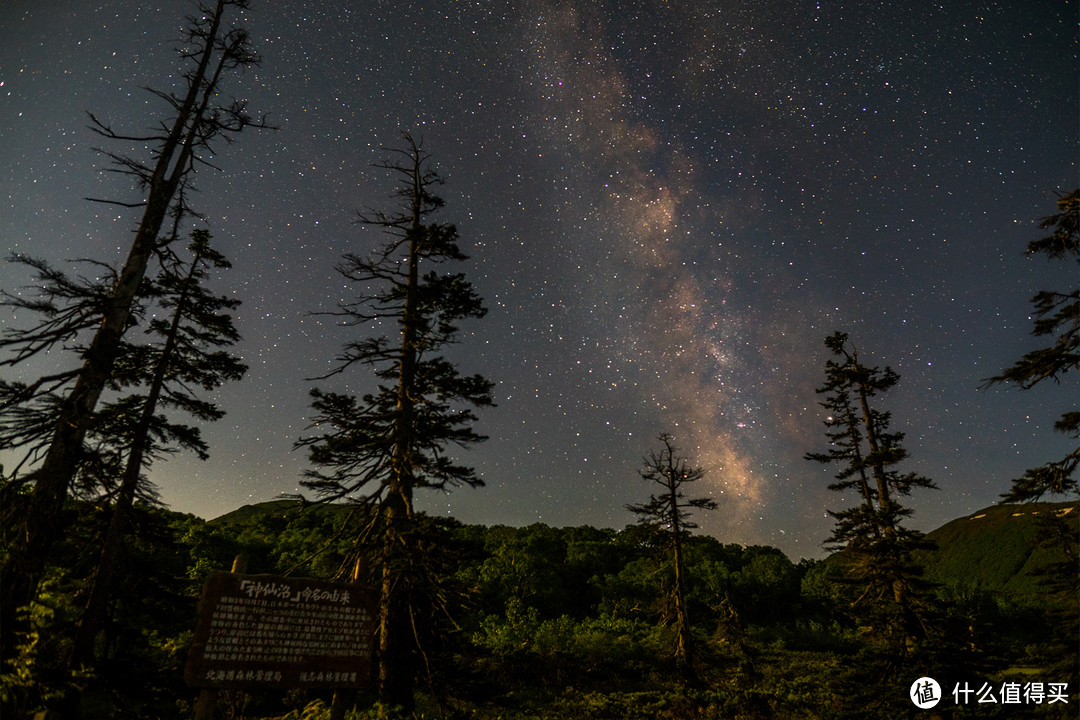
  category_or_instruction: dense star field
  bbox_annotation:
[2,0,1076,557]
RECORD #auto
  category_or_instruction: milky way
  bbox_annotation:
[2,0,1076,557]
[521,1,777,529]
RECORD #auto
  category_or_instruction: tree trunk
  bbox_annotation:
[669,478,693,669]
[856,381,895,526]
[856,379,916,652]
[70,249,201,668]
[377,138,424,712]
[377,494,415,713]
[0,0,232,661]
[845,409,877,517]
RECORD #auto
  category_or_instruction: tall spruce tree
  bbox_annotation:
[805,333,937,658]
[626,432,717,671]
[297,133,493,711]
[70,230,246,670]
[0,0,264,661]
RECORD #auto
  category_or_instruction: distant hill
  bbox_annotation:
[209,498,1077,599]
[208,498,313,529]
[919,501,1077,597]
[208,498,356,534]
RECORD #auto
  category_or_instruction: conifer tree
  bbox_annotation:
[0,0,264,660]
[71,230,246,669]
[626,432,717,670]
[297,133,493,710]
[805,332,937,656]
[0,256,131,490]
[984,189,1078,502]
[982,189,1079,689]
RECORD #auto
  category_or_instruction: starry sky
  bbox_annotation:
[2,0,1076,558]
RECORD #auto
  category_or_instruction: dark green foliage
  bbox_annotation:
[5,496,1072,719]
[919,502,1077,597]
[0,503,211,719]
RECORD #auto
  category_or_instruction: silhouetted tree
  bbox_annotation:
[0,256,132,495]
[805,332,937,658]
[297,133,493,711]
[626,432,717,670]
[71,230,246,670]
[0,0,265,661]
[982,188,1079,689]
[984,189,1078,503]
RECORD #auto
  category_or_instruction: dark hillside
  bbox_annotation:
[920,501,1077,597]
[210,499,1078,600]
[208,499,313,529]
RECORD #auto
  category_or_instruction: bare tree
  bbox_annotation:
[626,432,717,670]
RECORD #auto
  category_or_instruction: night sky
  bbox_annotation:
[2,1,1076,558]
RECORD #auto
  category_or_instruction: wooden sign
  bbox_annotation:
[185,572,377,689]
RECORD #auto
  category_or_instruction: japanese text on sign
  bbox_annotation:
[184,572,377,690]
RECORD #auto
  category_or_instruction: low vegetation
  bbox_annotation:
[2,498,1074,719]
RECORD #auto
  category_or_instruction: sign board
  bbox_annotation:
[184,572,377,689]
